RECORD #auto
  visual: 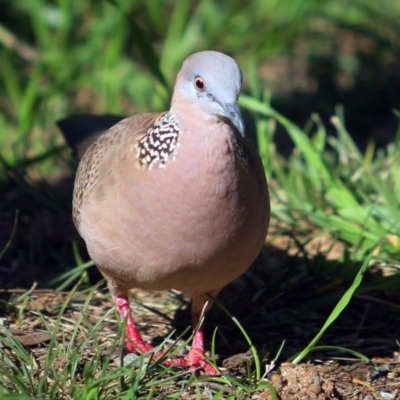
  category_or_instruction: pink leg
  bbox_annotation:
[115,293,188,368]
[115,292,219,374]
[115,293,154,353]
[187,310,219,375]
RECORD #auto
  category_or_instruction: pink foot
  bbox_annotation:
[166,309,220,374]
[186,347,219,375]
[115,294,154,353]
[115,293,219,375]
[185,324,219,375]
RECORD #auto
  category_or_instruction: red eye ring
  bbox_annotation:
[194,76,206,91]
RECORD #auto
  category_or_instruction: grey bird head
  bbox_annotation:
[171,51,245,136]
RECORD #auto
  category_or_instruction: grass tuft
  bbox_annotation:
[1,0,400,397]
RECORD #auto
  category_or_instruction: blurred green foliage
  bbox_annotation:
[1,0,400,268]
[1,0,399,142]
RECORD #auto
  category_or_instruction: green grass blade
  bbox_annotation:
[291,254,371,364]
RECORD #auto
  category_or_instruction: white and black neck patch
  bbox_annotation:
[135,111,180,169]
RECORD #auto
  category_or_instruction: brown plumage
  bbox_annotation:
[58,51,270,374]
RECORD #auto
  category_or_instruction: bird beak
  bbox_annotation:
[219,103,245,137]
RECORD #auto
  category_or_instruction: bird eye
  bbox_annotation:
[194,76,206,91]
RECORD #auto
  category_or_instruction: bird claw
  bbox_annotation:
[187,359,220,375]
[125,342,219,375]
[163,354,219,375]
[125,338,154,354]
[186,347,220,375]
[155,348,219,375]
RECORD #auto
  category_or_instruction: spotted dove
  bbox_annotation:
[58,51,270,374]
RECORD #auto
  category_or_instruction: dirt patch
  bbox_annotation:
[1,286,400,399]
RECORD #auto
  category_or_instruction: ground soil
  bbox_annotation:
[2,252,400,399]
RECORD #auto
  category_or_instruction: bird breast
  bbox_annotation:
[79,123,268,294]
